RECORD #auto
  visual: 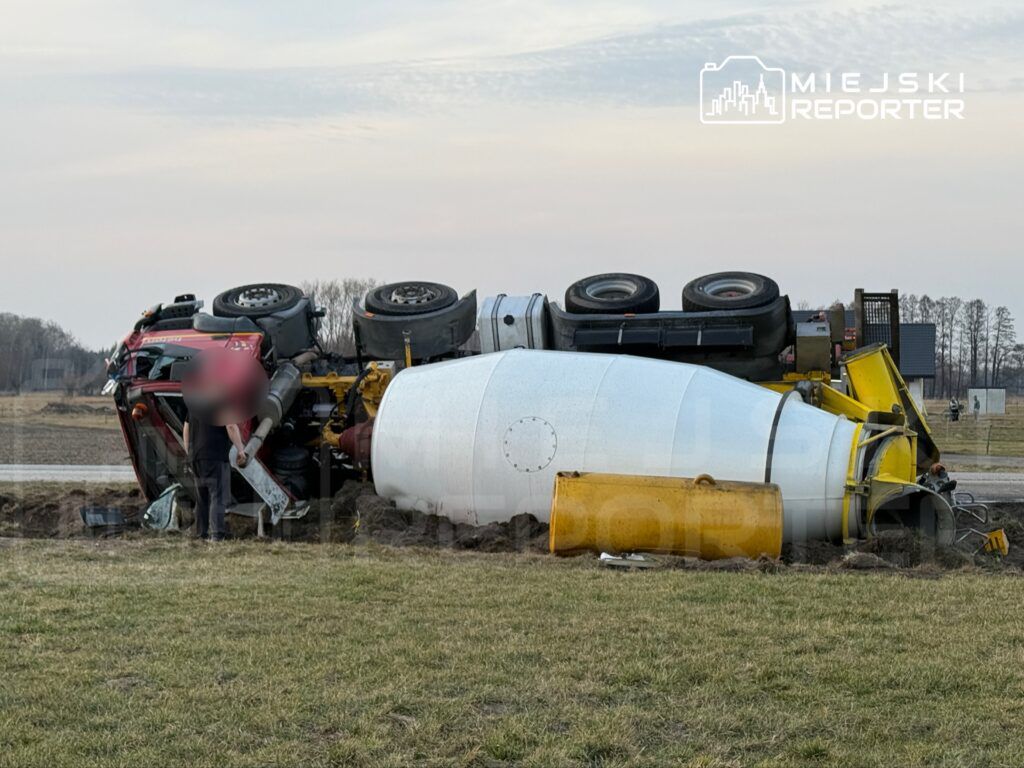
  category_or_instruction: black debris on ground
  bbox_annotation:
[0,485,144,539]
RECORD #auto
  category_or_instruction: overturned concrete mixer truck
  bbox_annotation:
[105,272,1003,558]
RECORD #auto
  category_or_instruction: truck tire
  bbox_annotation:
[564,273,660,314]
[364,281,458,316]
[213,283,304,318]
[682,272,779,312]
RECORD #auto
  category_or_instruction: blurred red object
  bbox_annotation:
[182,348,268,425]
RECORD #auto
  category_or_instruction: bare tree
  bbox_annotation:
[917,295,935,324]
[900,293,919,322]
[983,306,992,386]
[0,313,104,393]
[934,297,961,397]
[964,299,987,387]
[301,278,382,355]
[1006,343,1024,394]
[956,318,967,394]
[990,306,1016,387]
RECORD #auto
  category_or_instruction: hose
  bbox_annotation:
[343,367,372,428]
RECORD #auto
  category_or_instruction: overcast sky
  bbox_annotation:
[1,0,1021,348]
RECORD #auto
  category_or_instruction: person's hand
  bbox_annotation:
[236,451,249,468]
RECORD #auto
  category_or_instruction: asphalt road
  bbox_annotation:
[0,464,137,483]
[949,472,1024,503]
[943,453,1024,469]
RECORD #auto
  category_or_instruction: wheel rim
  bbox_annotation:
[390,285,441,306]
[701,277,758,299]
[584,278,639,301]
[236,286,283,309]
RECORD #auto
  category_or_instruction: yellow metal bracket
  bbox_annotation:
[301,362,393,419]
[842,422,865,542]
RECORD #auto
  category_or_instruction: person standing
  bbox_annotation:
[183,413,249,541]
[974,395,982,421]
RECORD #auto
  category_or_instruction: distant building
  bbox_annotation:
[24,358,74,391]
[896,323,937,407]
[967,388,1006,415]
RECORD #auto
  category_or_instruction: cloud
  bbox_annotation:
[1,1,1022,348]
[33,5,1019,119]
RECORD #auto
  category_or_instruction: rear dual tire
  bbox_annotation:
[364,282,458,316]
[564,273,660,315]
[681,271,779,312]
[564,271,779,314]
[213,283,304,318]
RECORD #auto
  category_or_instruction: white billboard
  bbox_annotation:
[966,388,1006,415]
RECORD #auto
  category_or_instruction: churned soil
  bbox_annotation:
[280,481,550,552]
[3,480,1023,573]
[0,481,549,552]
[0,484,144,538]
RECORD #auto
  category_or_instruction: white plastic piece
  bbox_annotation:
[371,349,860,543]
[229,447,302,525]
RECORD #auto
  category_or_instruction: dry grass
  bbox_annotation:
[925,397,1024,459]
[0,394,125,465]
[2,539,1024,767]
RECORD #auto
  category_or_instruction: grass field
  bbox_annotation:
[2,539,1024,767]
[0,394,126,465]
[925,398,1024,459]
[0,392,119,431]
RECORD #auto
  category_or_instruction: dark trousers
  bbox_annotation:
[192,459,230,540]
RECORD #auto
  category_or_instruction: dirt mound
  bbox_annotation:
[782,524,1007,571]
[283,482,548,552]
[39,401,110,416]
[839,552,895,570]
[0,485,145,538]
[986,502,1024,568]
[355,503,547,552]
[0,480,547,552]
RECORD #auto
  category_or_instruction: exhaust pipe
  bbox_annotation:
[243,361,304,457]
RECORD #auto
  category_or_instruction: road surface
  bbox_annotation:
[0,465,136,483]
[943,453,1024,469]
[949,472,1024,503]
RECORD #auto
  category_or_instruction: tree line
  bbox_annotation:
[898,294,1019,398]
[0,313,106,394]
[300,278,380,355]
[0,280,381,394]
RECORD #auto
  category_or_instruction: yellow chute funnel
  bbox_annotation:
[842,342,940,471]
[549,472,783,560]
